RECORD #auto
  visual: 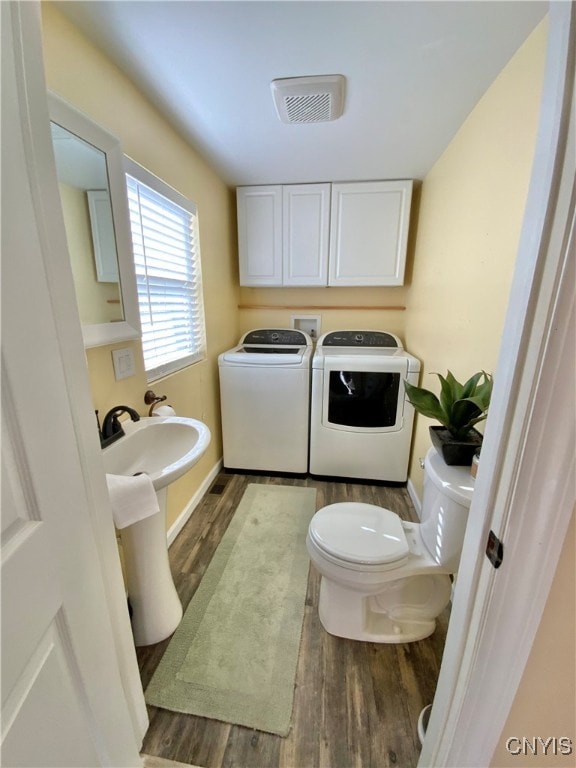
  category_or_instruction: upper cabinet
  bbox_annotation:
[282,184,331,286]
[237,184,330,286]
[237,185,283,286]
[328,180,413,287]
[237,180,412,287]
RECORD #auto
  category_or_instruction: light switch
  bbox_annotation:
[112,347,135,380]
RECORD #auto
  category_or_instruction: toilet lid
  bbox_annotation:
[309,503,409,566]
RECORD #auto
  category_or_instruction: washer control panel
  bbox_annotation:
[321,331,401,348]
[241,329,309,346]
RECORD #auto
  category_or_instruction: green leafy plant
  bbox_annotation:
[404,370,493,441]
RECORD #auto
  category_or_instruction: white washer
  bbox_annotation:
[218,328,313,473]
[309,330,420,482]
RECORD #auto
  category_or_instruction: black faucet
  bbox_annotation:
[100,405,141,446]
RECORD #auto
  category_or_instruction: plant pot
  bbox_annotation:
[429,426,483,466]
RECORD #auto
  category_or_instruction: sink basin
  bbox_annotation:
[102,415,211,490]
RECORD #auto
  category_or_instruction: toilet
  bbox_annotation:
[306,447,475,643]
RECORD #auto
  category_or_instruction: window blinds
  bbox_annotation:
[126,173,206,381]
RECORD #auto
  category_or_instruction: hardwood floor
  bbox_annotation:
[138,472,449,768]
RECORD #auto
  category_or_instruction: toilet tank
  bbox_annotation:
[420,448,475,571]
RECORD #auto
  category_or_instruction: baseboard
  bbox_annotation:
[167,458,223,546]
[407,477,422,519]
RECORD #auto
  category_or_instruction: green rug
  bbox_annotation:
[145,483,317,736]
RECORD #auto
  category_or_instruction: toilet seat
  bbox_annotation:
[308,503,410,571]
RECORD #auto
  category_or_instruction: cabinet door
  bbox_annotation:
[237,186,282,286]
[87,190,119,283]
[328,180,413,286]
[282,184,330,286]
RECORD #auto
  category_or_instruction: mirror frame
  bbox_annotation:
[48,93,141,348]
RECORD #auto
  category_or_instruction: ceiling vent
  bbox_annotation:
[271,75,345,124]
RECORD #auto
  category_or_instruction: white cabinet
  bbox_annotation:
[329,180,413,286]
[282,184,330,286]
[237,184,330,286]
[237,180,412,287]
[237,185,283,286]
[87,189,119,283]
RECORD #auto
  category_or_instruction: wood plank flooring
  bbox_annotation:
[138,472,449,768]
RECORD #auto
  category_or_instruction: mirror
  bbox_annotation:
[48,93,140,348]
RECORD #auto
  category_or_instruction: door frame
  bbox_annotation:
[419,3,575,765]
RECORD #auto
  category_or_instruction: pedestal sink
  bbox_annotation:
[103,416,211,646]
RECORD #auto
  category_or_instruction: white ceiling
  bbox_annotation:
[56,1,547,187]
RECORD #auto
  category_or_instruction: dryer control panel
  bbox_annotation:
[321,331,401,348]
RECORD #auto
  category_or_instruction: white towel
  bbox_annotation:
[105,473,160,529]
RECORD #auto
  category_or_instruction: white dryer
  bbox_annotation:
[218,329,313,473]
[309,330,420,482]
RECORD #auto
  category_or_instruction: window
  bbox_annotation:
[125,158,206,381]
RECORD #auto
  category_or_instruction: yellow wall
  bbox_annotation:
[490,511,575,767]
[405,20,548,498]
[42,3,239,528]
[239,286,408,340]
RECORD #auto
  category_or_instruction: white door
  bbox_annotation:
[1,4,143,766]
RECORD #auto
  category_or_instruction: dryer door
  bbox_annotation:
[321,356,409,433]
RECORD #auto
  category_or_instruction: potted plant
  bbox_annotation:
[404,370,493,465]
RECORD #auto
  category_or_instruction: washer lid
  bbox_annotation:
[309,503,409,565]
[220,345,309,365]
